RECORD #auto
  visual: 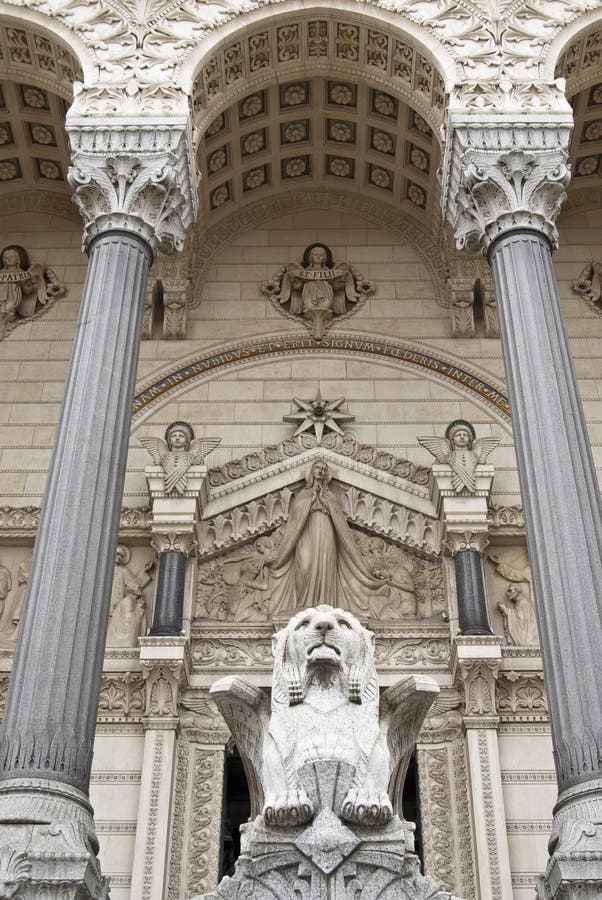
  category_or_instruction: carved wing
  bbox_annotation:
[379,675,439,815]
[189,437,222,465]
[473,436,500,463]
[417,435,452,464]
[139,436,168,465]
[210,675,270,818]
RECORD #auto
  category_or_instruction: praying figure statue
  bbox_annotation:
[490,552,539,646]
[418,419,499,494]
[262,243,374,339]
[141,421,221,496]
[256,460,401,618]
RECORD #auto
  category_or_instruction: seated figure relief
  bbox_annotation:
[196,462,444,622]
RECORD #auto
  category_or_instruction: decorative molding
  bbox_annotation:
[450,79,572,115]
[132,335,511,421]
[97,672,145,720]
[417,744,461,895]
[0,506,151,538]
[488,505,524,531]
[444,122,573,254]
[478,730,502,900]
[497,671,547,719]
[191,626,450,671]
[208,430,430,489]
[66,120,197,254]
[188,746,226,897]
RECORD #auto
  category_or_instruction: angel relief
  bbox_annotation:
[418,419,499,495]
[141,421,221,496]
[196,461,445,623]
[0,244,64,339]
[261,242,375,339]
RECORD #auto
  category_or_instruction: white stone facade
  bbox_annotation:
[0,1,601,899]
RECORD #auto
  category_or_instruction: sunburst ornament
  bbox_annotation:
[283,389,355,443]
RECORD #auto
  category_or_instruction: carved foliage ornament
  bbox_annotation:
[66,124,196,255]
[262,243,374,339]
[0,245,64,339]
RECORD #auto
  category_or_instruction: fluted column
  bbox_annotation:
[444,88,602,897]
[0,99,196,899]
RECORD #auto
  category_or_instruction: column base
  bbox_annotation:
[0,778,109,899]
[536,779,602,899]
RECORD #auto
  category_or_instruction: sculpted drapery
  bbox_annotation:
[259,461,402,617]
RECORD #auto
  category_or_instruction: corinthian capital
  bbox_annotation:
[443,115,573,254]
[66,111,197,255]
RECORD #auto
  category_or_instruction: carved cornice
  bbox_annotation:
[66,119,197,255]
[444,120,573,254]
[449,79,572,116]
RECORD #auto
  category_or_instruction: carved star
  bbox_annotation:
[283,390,355,443]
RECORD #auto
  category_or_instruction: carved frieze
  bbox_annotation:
[497,672,547,719]
[208,431,431,488]
[488,505,524,532]
[262,243,374,339]
[0,245,64,339]
[191,626,450,672]
[0,506,151,538]
[97,672,145,719]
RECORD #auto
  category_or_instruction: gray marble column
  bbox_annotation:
[444,106,602,894]
[489,229,602,792]
[0,110,196,897]
[0,233,150,794]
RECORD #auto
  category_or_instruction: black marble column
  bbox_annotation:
[454,550,493,636]
[150,550,186,636]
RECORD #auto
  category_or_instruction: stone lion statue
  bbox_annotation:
[211,605,439,828]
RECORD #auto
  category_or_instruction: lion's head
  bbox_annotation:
[271,605,378,708]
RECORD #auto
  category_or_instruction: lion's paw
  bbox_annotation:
[341,788,393,826]
[263,789,314,826]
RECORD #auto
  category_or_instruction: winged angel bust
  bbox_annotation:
[203,606,455,900]
[140,421,221,496]
[262,243,375,339]
[418,420,499,495]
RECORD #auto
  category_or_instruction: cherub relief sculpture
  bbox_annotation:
[106,545,155,647]
[418,420,499,494]
[0,244,64,339]
[489,551,539,646]
[141,421,221,496]
[262,242,375,339]
[200,606,453,900]
[572,261,602,314]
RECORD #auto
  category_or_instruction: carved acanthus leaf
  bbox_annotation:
[445,123,573,254]
[66,122,196,255]
[152,531,197,557]
[444,530,489,556]
[141,659,184,717]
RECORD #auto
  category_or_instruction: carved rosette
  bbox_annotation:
[444,119,573,254]
[151,531,197,557]
[66,116,197,255]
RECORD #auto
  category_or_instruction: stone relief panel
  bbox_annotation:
[196,465,444,623]
[0,547,32,645]
[106,544,156,648]
[0,244,64,339]
[261,242,375,339]
[485,546,539,646]
[572,261,602,314]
